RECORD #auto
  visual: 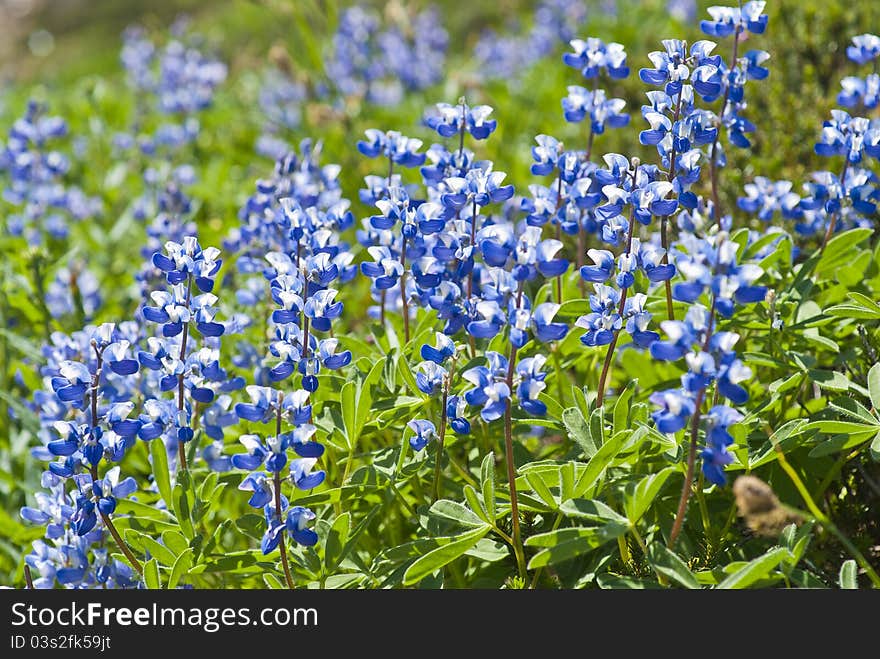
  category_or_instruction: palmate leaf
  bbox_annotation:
[647,543,700,589]
[402,526,490,585]
[716,547,789,589]
[525,522,629,569]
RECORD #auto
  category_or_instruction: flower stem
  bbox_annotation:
[176,275,193,474]
[577,215,587,299]
[100,509,143,576]
[659,90,684,321]
[274,470,295,590]
[709,26,742,231]
[400,235,410,343]
[432,356,457,502]
[554,177,564,304]
[596,168,638,406]
[273,392,295,589]
[667,388,705,548]
[467,197,478,301]
[24,564,34,589]
[504,282,528,581]
[667,296,718,549]
[820,159,850,252]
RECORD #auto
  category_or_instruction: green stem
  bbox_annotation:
[812,448,860,502]
[504,281,528,581]
[432,356,457,502]
[774,447,880,588]
[273,396,295,590]
[529,513,562,589]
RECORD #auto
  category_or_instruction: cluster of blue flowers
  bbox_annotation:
[19,0,880,588]
[223,139,357,558]
[23,322,142,587]
[838,34,880,110]
[737,32,880,240]
[0,101,101,244]
[255,67,308,160]
[323,6,448,107]
[475,0,588,81]
[116,26,227,301]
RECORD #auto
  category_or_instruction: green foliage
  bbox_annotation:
[1,0,879,590]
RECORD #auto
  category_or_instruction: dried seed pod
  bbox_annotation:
[733,475,802,537]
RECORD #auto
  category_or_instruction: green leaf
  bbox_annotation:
[562,407,597,458]
[825,304,880,320]
[829,397,877,425]
[428,500,487,529]
[716,547,788,589]
[802,420,878,435]
[525,472,558,510]
[143,558,161,590]
[526,523,629,569]
[340,381,358,451]
[559,498,629,525]
[161,531,189,556]
[325,513,351,571]
[647,543,700,589]
[137,533,177,567]
[115,498,176,522]
[396,353,423,397]
[403,527,490,585]
[613,380,636,435]
[463,486,490,524]
[808,370,855,393]
[871,432,880,462]
[150,440,173,507]
[172,483,195,540]
[808,432,877,458]
[572,430,626,498]
[869,364,880,411]
[480,452,496,524]
[597,574,662,589]
[816,228,872,274]
[839,560,858,589]
[589,406,605,447]
[263,573,286,589]
[0,327,42,360]
[624,467,677,525]
[167,549,193,590]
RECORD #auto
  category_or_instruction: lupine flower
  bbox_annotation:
[846,33,880,65]
[425,102,497,140]
[700,2,768,38]
[838,74,880,110]
[475,0,587,81]
[462,364,511,422]
[324,6,447,106]
[700,406,741,485]
[285,506,318,546]
[737,177,802,221]
[562,87,630,132]
[814,110,872,164]
[0,101,101,242]
[357,130,426,168]
[563,38,629,79]
[408,419,437,452]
